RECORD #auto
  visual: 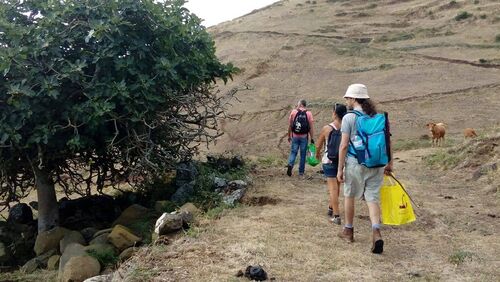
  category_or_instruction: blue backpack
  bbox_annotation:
[348,110,390,168]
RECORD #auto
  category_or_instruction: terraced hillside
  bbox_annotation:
[208,0,500,158]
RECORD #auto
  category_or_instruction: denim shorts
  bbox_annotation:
[322,162,338,178]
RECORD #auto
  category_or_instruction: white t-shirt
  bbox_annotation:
[321,123,338,164]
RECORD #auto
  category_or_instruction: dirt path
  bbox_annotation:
[122,149,499,281]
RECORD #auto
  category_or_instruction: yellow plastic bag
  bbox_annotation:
[380,175,416,225]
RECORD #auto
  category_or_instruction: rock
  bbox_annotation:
[171,181,195,205]
[60,231,86,253]
[472,162,498,180]
[81,227,99,243]
[213,177,227,189]
[154,201,176,213]
[20,249,56,273]
[20,257,39,274]
[107,225,141,251]
[8,203,33,224]
[0,241,14,265]
[223,189,246,206]
[84,274,113,282]
[47,255,60,270]
[62,255,101,282]
[34,226,70,256]
[154,213,183,236]
[175,162,198,187]
[59,195,121,230]
[228,180,248,191]
[118,247,136,262]
[29,201,38,211]
[207,155,232,173]
[112,204,150,227]
[89,233,110,245]
[58,243,86,277]
[179,203,201,218]
[93,228,113,238]
[84,243,117,259]
[231,155,245,168]
[0,223,37,266]
[179,211,194,227]
[244,265,268,281]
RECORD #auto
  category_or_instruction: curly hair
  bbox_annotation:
[355,98,377,116]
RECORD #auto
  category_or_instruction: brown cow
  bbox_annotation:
[426,122,446,147]
[463,128,478,138]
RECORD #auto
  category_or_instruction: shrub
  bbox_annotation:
[479,14,487,19]
[449,250,474,265]
[87,249,119,267]
[495,34,500,43]
[455,11,472,21]
[479,58,488,64]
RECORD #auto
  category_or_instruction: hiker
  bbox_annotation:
[336,84,393,254]
[287,99,314,178]
[315,103,347,224]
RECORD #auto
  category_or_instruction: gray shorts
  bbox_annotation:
[343,157,384,202]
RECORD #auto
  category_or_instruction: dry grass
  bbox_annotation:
[118,146,500,280]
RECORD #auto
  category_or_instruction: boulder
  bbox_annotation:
[34,226,70,256]
[58,243,86,276]
[472,162,498,180]
[112,204,150,227]
[20,249,56,273]
[89,233,110,245]
[154,213,183,236]
[84,243,118,259]
[7,203,33,224]
[213,177,227,189]
[62,255,101,282]
[60,231,86,253]
[0,241,14,266]
[47,254,60,270]
[179,203,201,217]
[118,247,136,262]
[171,181,195,204]
[0,222,36,266]
[175,161,198,187]
[223,189,246,206]
[227,180,248,191]
[84,274,113,282]
[107,225,141,251]
[80,227,99,243]
[154,201,176,213]
[179,211,194,227]
[59,195,121,230]
[93,228,113,238]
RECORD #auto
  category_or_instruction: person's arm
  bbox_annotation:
[288,112,294,143]
[315,126,329,160]
[308,112,315,143]
[337,133,350,183]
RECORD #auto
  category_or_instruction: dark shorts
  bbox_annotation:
[322,162,339,178]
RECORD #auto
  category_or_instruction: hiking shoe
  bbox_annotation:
[286,165,292,177]
[330,215,341,225]
[327,207,333,217]
[338,227,354,243]
[371,229,384,254]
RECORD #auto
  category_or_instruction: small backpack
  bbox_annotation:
[348,110,390,168]
[291,110,310,134]
[326,124,342,161]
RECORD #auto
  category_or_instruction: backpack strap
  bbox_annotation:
[347,110,363,157]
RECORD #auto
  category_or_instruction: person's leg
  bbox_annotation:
[364,168,385,254]
[298,137,308,175]
[287,137,300,176]
[338,159,363,242]
[327,178,340,215]
[344,196,355,226]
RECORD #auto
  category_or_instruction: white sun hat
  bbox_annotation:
[343,83,370,99]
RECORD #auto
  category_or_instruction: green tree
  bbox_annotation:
[0,0,236,231]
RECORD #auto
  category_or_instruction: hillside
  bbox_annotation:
[208,0,500,159]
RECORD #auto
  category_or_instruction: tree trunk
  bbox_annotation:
[34,167,59,232]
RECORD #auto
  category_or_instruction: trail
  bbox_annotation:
[121,148,499,281]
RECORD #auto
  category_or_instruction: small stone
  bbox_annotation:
[118,247,136,262]
[154,213,183,236]
[47,255,60,270]
[107,225,141,251]
[62,255,101,282]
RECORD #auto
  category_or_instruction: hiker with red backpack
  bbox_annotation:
[314,103,347,225]
[287,99,314,178]
[336,84,394,254]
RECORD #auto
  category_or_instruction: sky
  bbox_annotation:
[183,0,280,27]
